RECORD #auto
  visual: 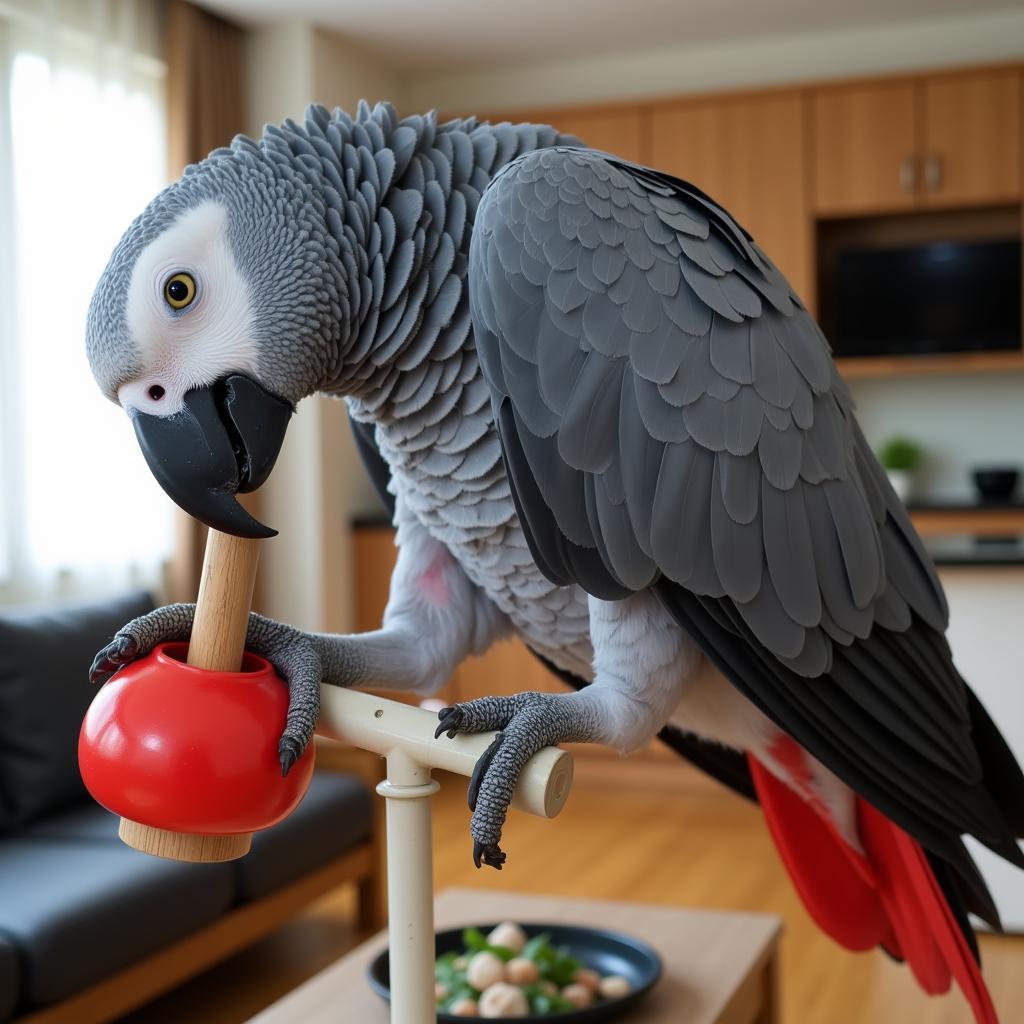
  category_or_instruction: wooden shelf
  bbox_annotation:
[835,351,1024,379]
[910,506,1024,538]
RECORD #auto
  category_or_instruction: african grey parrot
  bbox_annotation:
[86,101,1021,1022]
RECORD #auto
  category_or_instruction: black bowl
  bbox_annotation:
[972,468,1019,504]
[368,922,663,1022]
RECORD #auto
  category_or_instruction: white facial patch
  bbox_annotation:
[118,201,258,416]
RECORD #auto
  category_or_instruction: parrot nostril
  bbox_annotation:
[148,384,166,401]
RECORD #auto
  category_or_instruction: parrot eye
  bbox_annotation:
[163,271,197,310]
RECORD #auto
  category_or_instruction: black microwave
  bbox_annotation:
[821,238,1021,358]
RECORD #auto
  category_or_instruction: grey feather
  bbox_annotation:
[709,315,753,384]
[634,374,691,443]
[824,479,881,609]
[718,450,760,525]
[736,577,807,659]
[757,419,803,490]
[557,353,625,473]
[710,457,762,603]
[651,441,715,587]
[619,369,665,556]
[762,479,821,628]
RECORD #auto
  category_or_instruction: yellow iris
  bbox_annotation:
[164,272,196,310]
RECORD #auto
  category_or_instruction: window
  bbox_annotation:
[0,1,173,604]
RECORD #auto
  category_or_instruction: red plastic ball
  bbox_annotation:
[79,642,314,834]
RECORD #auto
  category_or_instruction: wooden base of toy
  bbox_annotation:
[118,818,252,863]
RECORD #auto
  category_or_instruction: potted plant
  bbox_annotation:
[878,437,923,503]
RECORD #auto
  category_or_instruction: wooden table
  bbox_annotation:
[247,888,782,1024]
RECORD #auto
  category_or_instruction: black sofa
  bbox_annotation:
[0,592,376,1023]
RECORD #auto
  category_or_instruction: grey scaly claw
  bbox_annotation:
[88,634,139,683]
[88,603,325,773]
[434,705,465,739]
[437,692,597,871]
[88,602,196,683]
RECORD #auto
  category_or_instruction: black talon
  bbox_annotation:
[88,654,110,684]
[279,737,300,777]
[90,636,139,683]
[434,705,464,740]
[467,732,503,812]
[473,840,506,870]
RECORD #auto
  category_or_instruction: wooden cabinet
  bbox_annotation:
[501,107,644,163]
[649,93,813,306]
[814,69,1021,215]
[923,70,1020,207]
[813,82,919,216]
[550,109,644,163]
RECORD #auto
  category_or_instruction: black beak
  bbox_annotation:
[130,374,293,538]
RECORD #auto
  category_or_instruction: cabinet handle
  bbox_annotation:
[925,154,943,191]
[899,156,916,193]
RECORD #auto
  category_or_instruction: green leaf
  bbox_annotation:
[549,947,582,988]
[462,927,488,952]
[485,943,517,962]
[521,933,552,961]
[529,992,551,1014]
[548,993,577,1012]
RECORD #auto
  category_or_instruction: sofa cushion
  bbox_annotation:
[0,932,18,1024]
[235,770,373,901]
[0,591,154,829]
[0,816,236,1008]
[17,800,122,842]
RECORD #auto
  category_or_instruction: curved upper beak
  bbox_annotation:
[129,374,293,538]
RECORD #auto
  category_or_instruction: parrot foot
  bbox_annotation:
[90,604,324,776]
[435,692,597,870]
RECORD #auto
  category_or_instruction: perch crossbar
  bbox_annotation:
[316,686,575,1024]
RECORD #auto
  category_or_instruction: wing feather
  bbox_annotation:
[468,146,1023,875]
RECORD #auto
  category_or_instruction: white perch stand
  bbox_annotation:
[317,686,574,1024]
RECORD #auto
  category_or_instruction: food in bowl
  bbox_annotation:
[435,922,631,1017]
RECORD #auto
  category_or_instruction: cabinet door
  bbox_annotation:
[650,93,813,306]
[923,70,1021,208]
[552,109,644,163]
[813,82,918,216]
[501,107,644,163]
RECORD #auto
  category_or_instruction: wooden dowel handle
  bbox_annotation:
[120,529,262,863]
[187,531,261,672]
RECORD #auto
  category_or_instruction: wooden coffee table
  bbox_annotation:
[247,888,782,1024]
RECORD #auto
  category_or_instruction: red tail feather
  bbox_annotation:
[749,750,998,1024]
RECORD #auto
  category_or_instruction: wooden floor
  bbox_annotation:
[117,759,1023,1024]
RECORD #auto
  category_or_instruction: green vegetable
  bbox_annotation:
[438,927,606,1016]
[460,927,517,962]
[521,933,551,961]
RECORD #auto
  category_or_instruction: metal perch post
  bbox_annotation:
[317,686,575,1024]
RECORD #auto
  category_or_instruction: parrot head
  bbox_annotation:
[86,141,348,537]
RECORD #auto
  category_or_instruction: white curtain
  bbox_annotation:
[0,0,173,606]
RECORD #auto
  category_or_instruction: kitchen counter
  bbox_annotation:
[354,513,1024,567]
[924,536,1024,567]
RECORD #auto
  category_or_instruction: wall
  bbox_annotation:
[941,567,1024,929]
[850,374,1024,503]
[406,8,1024,114]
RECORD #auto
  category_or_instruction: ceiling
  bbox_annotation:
[196,0,1018,71]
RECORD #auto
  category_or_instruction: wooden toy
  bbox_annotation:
[80,530,314,862]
